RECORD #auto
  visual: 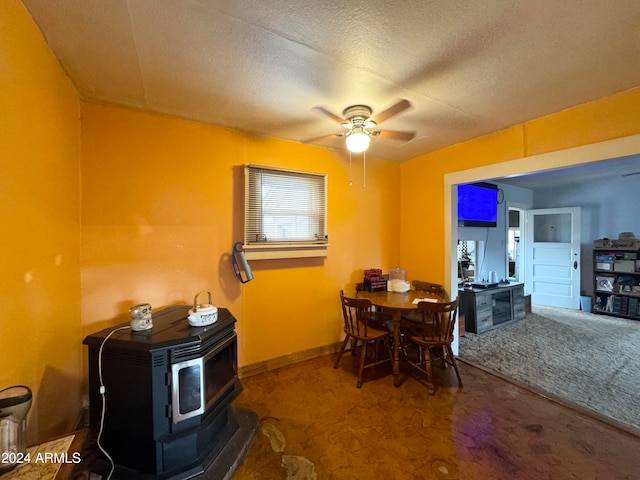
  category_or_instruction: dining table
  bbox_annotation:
[356,288,448,387]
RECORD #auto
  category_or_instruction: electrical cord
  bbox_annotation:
[97,325,131,480]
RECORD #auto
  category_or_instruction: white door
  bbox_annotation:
[525,207,581,309]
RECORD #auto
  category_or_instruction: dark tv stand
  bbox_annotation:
[459,283,526,334]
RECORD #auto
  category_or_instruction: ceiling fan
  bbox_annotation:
[304,99,416,153]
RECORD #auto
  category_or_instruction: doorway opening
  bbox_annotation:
[508,208,524,283]
[458,240,478,284]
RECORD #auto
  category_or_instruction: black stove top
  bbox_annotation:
[83,305,236,352]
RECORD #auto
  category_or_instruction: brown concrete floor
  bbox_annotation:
[232,354,640,480]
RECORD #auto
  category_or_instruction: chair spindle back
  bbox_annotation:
[415,298,459,342]
[340,290,375,338]
[412,280,446,299]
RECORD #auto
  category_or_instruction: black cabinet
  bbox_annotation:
[459,283,526,334]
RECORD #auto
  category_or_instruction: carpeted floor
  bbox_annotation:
[458,305,640,435]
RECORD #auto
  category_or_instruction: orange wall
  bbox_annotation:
[400,87,640,285]
[1,0,82,444]
[80,103,401,366]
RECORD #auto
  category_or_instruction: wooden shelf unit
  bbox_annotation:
[593,247,640,321]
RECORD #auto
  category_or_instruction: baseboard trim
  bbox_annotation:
[239,342,342,379]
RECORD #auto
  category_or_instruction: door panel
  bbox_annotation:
[533,263,573,279]
[533,245,573,264]
[532,281,572,296]
[525,207,581,308]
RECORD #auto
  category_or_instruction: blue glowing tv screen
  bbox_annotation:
[457,182,498,227]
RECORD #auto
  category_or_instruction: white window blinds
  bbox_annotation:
[244,165,327,257]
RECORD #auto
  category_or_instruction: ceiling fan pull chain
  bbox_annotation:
[363,150,366,189]
[349,151,353,187]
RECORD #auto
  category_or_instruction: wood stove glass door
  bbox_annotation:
[171,357,205,423]
[203,334,238,413]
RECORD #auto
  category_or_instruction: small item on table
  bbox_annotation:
[411,297,438,304]
[387,268,410,292]
[388,279,411,292]
[364,268,387,292]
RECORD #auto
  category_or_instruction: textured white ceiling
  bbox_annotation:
[495,154,640,189]
[21,0,640,163]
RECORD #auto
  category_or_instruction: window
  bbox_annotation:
[243,165,328,260]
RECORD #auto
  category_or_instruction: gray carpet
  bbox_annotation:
[459,305,640,434]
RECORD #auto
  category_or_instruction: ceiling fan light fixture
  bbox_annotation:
[346,128,370,153]
[309,100,413,154]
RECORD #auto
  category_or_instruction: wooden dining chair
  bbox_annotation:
[334,291,393,388]
[401,280,446,324]
[400,297,462,394]
[411,280,446,297]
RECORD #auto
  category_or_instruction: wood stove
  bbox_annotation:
[84,305,247,479]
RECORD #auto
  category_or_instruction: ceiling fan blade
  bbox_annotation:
[312,106,346,125]
[376,130,416,141]
[302,133,343,144]
[370,99,411,125]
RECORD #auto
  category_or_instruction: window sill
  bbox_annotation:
[243,243,329,260]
